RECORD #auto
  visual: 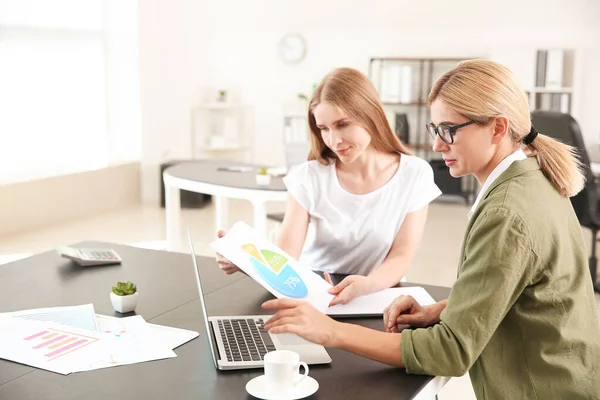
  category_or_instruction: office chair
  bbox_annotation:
[531,110,600,293]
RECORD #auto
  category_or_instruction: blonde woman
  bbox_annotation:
[261,60,600,399]
[217,67,441,306]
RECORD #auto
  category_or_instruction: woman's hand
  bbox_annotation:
[324,273,375,306]
[383,295,436,332]
[262,298,341,347]
[215,230,241,275]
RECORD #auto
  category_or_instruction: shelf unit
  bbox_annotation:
[368,57,470,156]
[368,57,477,203]
[527,49,575,114]
[282,100,311,167]
[190,102,254,162]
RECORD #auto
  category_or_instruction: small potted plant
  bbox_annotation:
[217,89,227,103]
[255,167,271,186]
[110,281,138,313]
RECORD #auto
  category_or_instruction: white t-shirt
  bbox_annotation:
[282,154,442,275]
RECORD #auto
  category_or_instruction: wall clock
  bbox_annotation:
[278,33,307,65]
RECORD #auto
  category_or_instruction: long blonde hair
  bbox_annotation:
[308,67,411,165]
[429,59,585,197]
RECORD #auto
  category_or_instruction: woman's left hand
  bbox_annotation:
[262,298,340,347]
[324,273,375,306]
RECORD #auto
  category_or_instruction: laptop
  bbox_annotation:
[188,232,332,370]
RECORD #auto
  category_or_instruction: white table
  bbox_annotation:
[163,161,288,251]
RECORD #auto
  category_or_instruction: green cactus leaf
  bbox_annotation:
[113,281,136,296]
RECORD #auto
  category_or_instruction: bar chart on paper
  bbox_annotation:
[0,311,184,375]
[24,328,98,361]
[0,317,106,375]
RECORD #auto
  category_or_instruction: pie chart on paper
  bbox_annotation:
[241,244,308,298]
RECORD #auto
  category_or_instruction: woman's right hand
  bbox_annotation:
[215,230,241,275]
[383,295,436,332]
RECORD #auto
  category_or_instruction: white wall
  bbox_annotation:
[138,0,600,203]
[105,0,142,165]
[0,163,140,237]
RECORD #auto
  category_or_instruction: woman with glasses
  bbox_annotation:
[217,67,441,306]
[261,59,600,399]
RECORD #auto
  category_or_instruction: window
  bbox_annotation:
[0,0,140,184]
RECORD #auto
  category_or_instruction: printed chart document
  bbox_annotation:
[96,314,199,351]
[0,307,196,375]
[0,317,109,375]
[4,304,98,331]
[73,315,177,372]
[211,221,335,312]
[326,286,437,317]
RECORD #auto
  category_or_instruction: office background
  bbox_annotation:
[1,1,599,398]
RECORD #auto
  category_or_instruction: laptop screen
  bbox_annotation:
[188,231,219,368]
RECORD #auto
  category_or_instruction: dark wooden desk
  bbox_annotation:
[0,242,451,400]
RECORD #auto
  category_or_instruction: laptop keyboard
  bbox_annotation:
[217,318,276,363]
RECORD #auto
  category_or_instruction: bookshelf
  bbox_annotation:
[528,49,575,114]
[282,100,311,167]
[368,57,470,157]
[368,57,477,203]
[190,88,254,162]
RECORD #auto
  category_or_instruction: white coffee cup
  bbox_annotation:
[263,350,309,395]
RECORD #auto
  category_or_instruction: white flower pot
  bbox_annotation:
[110,292,139,313]
[255,174,271,186]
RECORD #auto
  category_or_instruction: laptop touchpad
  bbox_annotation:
[273,333,312,346]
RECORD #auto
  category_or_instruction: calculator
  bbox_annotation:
[56,246,122,266]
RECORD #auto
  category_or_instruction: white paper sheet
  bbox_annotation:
[211,221,335,312]
[95,314,199,350]
[146,322,199,350]
[0,310,178,375]
[3,304,98,331]
[326,286,437,316]
[0,317,109,375]
[73,315,177,372]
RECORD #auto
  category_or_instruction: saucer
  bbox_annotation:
[246,375,319,400]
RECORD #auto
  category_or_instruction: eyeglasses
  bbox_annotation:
[426,120,476,144]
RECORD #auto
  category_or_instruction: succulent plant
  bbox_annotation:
[257,167,268,175]
[112,281,137,296]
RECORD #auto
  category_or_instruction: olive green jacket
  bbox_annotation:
[401,157,600,399]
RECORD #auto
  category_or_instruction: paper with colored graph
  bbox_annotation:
[72,315,177,372]
[0,317,108,375]
[4,303,98,331]
[0,311,178,374]
[211,221,335,312]
[95,314,198,352]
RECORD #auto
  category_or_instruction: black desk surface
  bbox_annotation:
[164,160,287,192]
[0,242,451,400]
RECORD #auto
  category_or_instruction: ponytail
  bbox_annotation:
[525,133,585,197]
